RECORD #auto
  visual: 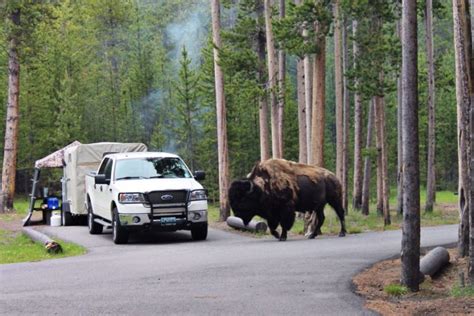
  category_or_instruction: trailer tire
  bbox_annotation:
[191,223,208,241]
[88,203,102,234]
[112,208,128,244]
[62,210,73,226]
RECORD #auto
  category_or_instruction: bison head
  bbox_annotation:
[229,179,262,225]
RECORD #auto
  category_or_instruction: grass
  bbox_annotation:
[210,189,459,237]
[0,196,86,265]
[0,228,86,264]
[451,284,474,298]
[384,284,409,296]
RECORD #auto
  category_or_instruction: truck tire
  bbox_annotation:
[191,223,208,241]
[112,208,128,244]
[62,210,73,226]
[87,203,103,234]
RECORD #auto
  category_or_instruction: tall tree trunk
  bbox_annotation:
[397,20,404,216]
[425,0,437,213]
[0,9,21,213]
[256,0,270,161]
[470,89,474,283]
[297,57,307,163]
[277,0,285,157]
[342,19,350,213]
[334,0,344,182]
[211,0,230,221]
[352,20,363,211]
[453,0,472,258]
[374,95,384,215]
[375,91,391,226]
[469,0,474,286]
[361,100,375,216]
[310,31,326,167]
[264,0,281,158]
[304,52,312,163]
[401,0,421,292]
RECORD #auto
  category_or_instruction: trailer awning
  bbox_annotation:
[34,141,82,168]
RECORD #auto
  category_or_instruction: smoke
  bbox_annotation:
[165,8,209,68]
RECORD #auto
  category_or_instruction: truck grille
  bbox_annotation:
[146,190,188,206]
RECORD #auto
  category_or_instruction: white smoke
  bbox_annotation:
[165,9,209,67]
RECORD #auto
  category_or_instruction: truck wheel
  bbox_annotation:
[88,204,103,234]
[191,223,208,241]
[62,210,73,226]
[112,208,128,244]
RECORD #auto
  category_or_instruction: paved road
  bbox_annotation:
[0,224,457,315]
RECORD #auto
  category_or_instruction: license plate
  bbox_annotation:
[160,217,176,226]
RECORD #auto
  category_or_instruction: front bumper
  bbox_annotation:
[117,200,208,230]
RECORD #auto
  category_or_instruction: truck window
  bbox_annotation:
[98,158,109,174]
[104,159,113,180]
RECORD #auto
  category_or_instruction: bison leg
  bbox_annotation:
[328,200,347,237]
[279,211,295,241]
[267,218,280,240]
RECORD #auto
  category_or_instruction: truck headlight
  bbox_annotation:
[118,193,145,204]
[189,190,207,201]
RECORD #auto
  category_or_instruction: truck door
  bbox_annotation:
[95,158,113,219]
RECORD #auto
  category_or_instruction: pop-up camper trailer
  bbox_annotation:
[23,142,147,226]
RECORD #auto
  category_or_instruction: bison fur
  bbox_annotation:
[229,159,347,241]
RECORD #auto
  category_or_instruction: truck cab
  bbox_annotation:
[85,152,208,244]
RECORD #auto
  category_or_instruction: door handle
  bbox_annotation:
[109,188,112,192]
[100,186,103,192]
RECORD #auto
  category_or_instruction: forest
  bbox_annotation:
[0,0,472,290]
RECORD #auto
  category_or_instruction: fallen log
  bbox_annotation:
[420,246,450,277]
[22,227,63,254]
[226,216,267,233]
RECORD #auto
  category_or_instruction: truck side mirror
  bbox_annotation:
[95,174,109,185]
[194,170,206,181]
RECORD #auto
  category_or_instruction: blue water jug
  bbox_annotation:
[47,197,59,210]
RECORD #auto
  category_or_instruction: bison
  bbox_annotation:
[228,158,346,241]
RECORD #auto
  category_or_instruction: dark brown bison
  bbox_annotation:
[228,159,346,241]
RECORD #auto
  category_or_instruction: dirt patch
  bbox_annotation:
[353,248,474,315]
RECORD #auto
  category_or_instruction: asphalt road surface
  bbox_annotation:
[0,224,457,315]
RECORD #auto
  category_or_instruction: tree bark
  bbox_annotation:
[304,53,312,163]
[352,20,363,211]
[0,9,21,213]
[425,0,437,213]
[453,0,472,258]
[374,92,391,226]
[342,18,350,213]
[211,0,230,221]
[277,0,285,157]
[264,0,281,159]
[397,20,404,216]
[256,0,270,161]
[374,95,383,216]
[297,57,307,163]
[334,0,344,182]
[310,30,326,167]
[361,99,375,216]
[401,0,421,292]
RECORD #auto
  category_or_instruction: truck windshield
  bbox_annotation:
[115,157,192,180]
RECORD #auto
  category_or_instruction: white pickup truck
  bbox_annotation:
[85,152,208,244]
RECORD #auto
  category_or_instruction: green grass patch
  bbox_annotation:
[451,284,474,298]
[384,284,408,296]
[208,189,459,237]
[0,229,86,264]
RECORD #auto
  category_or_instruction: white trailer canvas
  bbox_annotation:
[62,142,147,217]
